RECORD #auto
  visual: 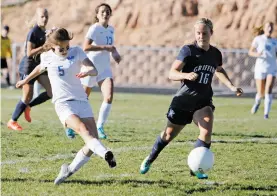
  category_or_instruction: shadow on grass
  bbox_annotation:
[1,178,173,188]
[184,183,277,194]
[212,133,272,138]
[3,178,277,194]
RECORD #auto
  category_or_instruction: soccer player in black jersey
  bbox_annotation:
[7,8,52,131]
[140,18,243,179]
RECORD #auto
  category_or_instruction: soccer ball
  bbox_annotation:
[187,147,214,173]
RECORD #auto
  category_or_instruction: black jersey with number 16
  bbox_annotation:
[170,42,222,111]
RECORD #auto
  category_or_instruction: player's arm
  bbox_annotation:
[26,41,45,58]
[76,58,98,78]
[16,65,46,88]
[168,46,198,81]
[83,38,115,52]
[215,66,243,96]
[248,37,262,58]
[248,45,263,58]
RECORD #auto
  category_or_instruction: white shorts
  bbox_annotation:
[81,68,113,88]
[55,100,94,127]
[254,70,277,80]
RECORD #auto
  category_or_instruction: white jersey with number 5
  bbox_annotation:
[252,35,277,73]
[40,46,88,104]
[85,23,114,73]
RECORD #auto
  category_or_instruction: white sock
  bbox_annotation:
[97,102,112,128]
[68,149,90,173]
[33,81,41,99]
[254,93,262,105]
[86,138,108,159]
[264,94,273,115]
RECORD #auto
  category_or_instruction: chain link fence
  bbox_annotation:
[7,43,277,94]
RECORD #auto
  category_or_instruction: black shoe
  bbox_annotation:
[105,151,116,168]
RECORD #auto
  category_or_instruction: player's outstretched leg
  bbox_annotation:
[140,120,183,174]
[191,106,213,179]
[140,136,169,174]
[251,94,262,114]
[54,146,91,185]
[96,101,111,139]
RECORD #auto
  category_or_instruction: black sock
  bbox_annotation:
[6,74,11,86]
[194,138,211,149]
[29,92,51,107]
[148,136,169,163]
[11,100,27,121]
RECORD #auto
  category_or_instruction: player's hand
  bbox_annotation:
[16,80,27,88]
[76,72,89,78]
[104,45,116,52]
[185,72,198,81]
[112,49,121,64]
[231,86,243,96]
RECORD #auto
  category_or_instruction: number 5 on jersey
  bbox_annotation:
[58,66,65,76]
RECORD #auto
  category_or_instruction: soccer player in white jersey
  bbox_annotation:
[16,28,116,185]
[77,3,121,139]
[248,22,277,119]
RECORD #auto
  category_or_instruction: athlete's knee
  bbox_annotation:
[104,94,113,103]
[76,122,88,134]
[162,130,176,142]
[22,94,33,104]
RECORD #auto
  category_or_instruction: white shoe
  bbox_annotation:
[54,164,73,185]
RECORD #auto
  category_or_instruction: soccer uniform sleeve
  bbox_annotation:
[39,52,49,71]
[76,47,88,63]
[85,25,97,41]
[26,29,37,45]
[176,45,191,63]
[251,36,259,48]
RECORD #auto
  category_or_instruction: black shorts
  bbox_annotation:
[166,102,215,125]
[1,58,8,69]
[18,56,47,85]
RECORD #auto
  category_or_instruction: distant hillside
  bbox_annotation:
[2,0,277,48]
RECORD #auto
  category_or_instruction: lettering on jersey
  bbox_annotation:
[193,65,215,84]
[265,45,271,51]
[193,65,215,73]
[67,56,74,60]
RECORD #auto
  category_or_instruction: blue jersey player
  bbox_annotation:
[140,18,243,179]
[7,8,52,131]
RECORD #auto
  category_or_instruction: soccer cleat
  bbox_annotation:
[24,106,32,122]
[65,128,76,139]
[54,164,73,185]
[140,156,152,174]
[190,170,208,179]
[97,126,107,139]
[251,104,260,114]
[264,114,269,119]
[105,151,116,168]
[7,120,23,131]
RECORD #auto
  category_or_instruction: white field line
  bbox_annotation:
[2,138,277,166]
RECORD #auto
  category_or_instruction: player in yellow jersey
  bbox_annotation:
[1,25,13,88]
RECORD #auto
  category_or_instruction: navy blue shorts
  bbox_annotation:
[19,56,47,85]
[166,102,215,125]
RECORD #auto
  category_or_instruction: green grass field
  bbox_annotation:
[1,89,277,196]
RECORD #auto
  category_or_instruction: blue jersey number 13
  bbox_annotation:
[106,36,113,45]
